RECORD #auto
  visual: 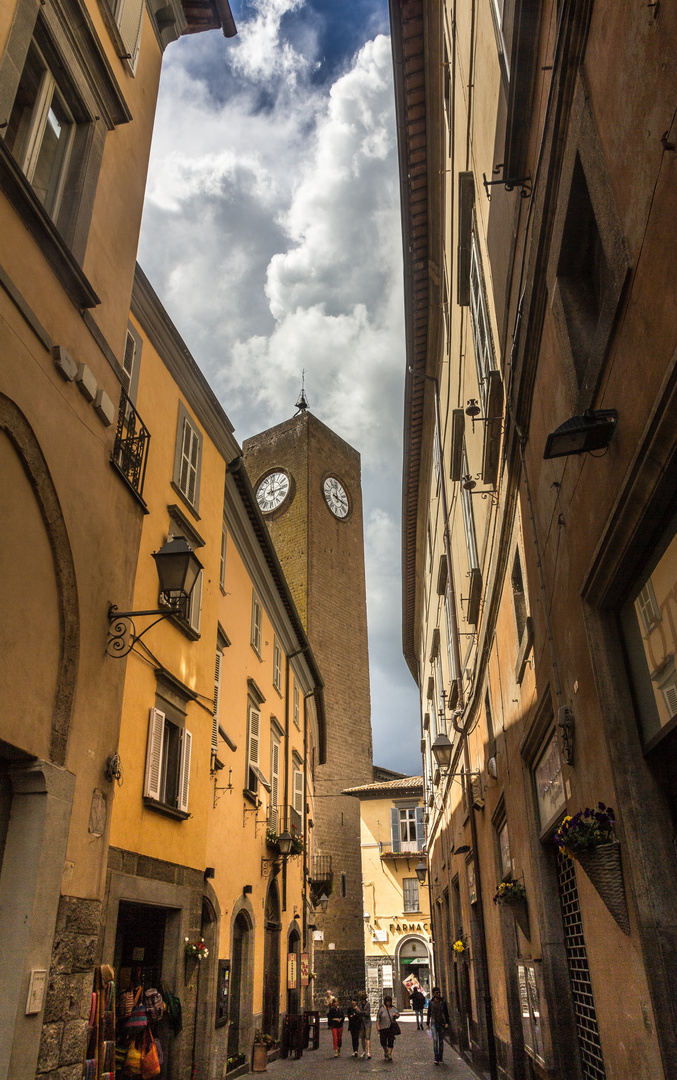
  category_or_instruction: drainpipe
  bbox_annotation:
[415,369,498,1080]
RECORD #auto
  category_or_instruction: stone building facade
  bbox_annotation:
[243,412,374,1001]
[392,0,677,1078]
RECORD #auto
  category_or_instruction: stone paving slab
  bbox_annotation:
[264,1017,479,1080]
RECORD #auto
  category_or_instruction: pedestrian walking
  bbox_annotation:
[411,986,426,1029]
[327,998,345,1058]
[376,995,400,1061]
[357,991,372,1059]
[346,998,362,1056]
[426,986,450,1064]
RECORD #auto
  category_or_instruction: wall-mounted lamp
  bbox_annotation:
[415,860,428,885]
[261,830,294,877]
[452,844,471,856]
[431,733,453,769]
[316,891,329,913]
[107,536,203,657]
[543,409,617,460]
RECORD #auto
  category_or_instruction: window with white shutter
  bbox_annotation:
[293,767,304,815]
[251,593,262,655]
[122,330,136,395]
[178,729,192,813]
[247,706,261,792]
[187,570,202,634]
[390,807,401,853]
[220,525,227,591]
[144,708,165,801]
[212,646,223,756]
[293,684,300,729]
[415,806,426,851]
[113,0,145,75]
[270,736,280,830]
[273,638,282,692]
[469,232,496,406]
[172,403,202,512]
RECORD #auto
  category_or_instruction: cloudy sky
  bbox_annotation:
[137,0,421,774]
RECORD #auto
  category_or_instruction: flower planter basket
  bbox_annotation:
[576,840,630,936]
[252,1043,268,1072]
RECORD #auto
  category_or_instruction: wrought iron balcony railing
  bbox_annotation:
[267,803,303,837]
[111,388,150,501]
[309,855,333,884]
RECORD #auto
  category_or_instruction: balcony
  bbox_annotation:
[111,388,150,504]
[267,804,303,849]
[379,840,425,859]
[309,855,333,884]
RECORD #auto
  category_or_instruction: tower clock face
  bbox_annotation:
[256,471,290,513]
[323,476,349,518]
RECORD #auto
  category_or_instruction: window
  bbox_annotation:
[111,0,145,74]
[246,703,261,793]
[433,422,440,489]
[293,684,300,729]
[490,0,510,81]
[469,233,496,406]
[5,40,74,218]
[292,765,304,816]
[403,878,420,913]
[251,592,262,656]
[144,707,192,814]
[121,325,142,404]
[635,579,660,635]
[445,591,459,684]
[273,638,282,693]
[172,403,202,513]
[498,820,511,879]
[269,733,280,831]
[485,688,496,756]
[341,872,347,898]
[211,642,224,762]
[461,447,479,571]
[511,549,527,645]
[186,570,202,634]
[219,525,227,591]
[391,806,426,853]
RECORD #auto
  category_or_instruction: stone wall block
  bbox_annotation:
[42,1065,83,1080]
[64,898,101,935]
[59,1019,89,1066]
[37,1023,62,1073]
[50,934,75,975]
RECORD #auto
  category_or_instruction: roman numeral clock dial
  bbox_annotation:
[323,476,349,518]
[256,471,290,513]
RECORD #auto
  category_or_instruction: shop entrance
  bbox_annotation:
[396,935,431,1010]
[262,879,281,1036]
[114,901,167,991]
[228,911,253,1056]
[286,926,301,1016]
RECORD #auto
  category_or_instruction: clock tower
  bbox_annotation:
[243,409,373,1001]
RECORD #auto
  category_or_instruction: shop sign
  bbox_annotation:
[389,923,430,935]
[300,952,309,987]
[372,929,388,942]
[216,959,230,1028]
[382,964,393,987]
[287,953,297,990]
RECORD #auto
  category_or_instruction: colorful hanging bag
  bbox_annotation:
[143,987,164,1022]
[125,987,148,1032]
[122,1038,142,1077]
[140,1029,161,1080]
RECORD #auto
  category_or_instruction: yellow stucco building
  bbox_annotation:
[344,774,431,1013]
[100,267,326,1078]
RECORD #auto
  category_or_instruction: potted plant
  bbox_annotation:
[184,937,209,961]
[252,1030,276,1072]
[554,802,630,935]
[493,880,530,938]
[452,937,468,961]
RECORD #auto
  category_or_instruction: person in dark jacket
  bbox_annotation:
[346,999,362,1056]
[327,999,345,1057]
[411,986,426,1029]
[426,987,450,1064]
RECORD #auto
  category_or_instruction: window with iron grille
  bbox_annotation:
[111,388,150,500]
[556,851,606,1079]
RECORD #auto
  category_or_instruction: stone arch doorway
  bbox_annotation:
[287,924,302,1015]
[262,878,282,1036]
[228,909,253,1056]
[195,897,218,1077]
[395,934,432,1010]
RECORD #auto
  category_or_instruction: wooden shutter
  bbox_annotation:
[251,595,261,652]
[220,527,227,589]
[249,708,260,767]
[144,708,165,800]
[415,806,426,851]
[293,768,304,814]
[179,419,199,504]
[212,648,222,753]
[390,807,401,853]
[270,739,280,828]
[188,571,202,633]
[178,728,192,813]
[116,0,145,73]
[122,330,136,393]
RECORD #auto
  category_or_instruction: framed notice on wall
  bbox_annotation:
[300,952,309,987]
[216,959,230,1028]
[287,953,297,990]
[382,964,393,987]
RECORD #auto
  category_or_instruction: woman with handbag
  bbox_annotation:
[376,995,400,1061]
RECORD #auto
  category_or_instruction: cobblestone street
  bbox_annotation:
[266,1017,480,1080]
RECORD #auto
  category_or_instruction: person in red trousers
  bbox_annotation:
[327,998,345,1057]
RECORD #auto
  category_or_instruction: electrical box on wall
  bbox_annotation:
[25,970,47,1015]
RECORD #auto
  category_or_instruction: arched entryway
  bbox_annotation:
[262,878,282,1036]
[286,924,301,1016]
[194,897,218,1078]
[228,909,253,1056]
[395,935,432,1010]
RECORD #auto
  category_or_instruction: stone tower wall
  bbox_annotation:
[243,412,373,1004]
